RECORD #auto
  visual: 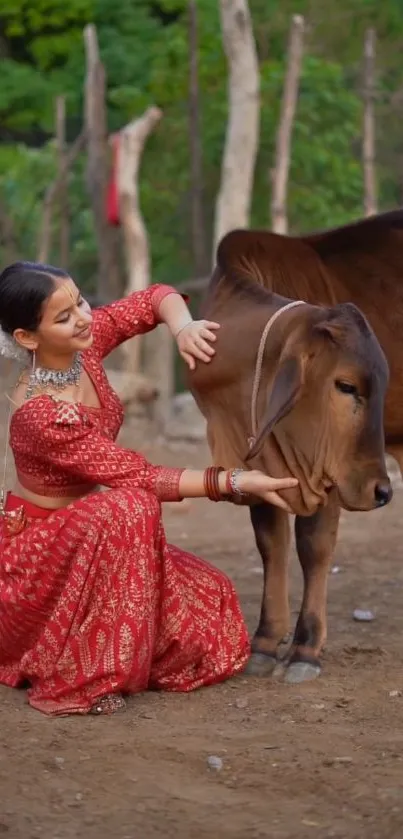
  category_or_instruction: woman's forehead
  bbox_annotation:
[44,279,80,316]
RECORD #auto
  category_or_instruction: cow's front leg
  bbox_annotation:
[245,502,291,676]
[285,491,341,684]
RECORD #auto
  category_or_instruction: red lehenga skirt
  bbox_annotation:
[0,489,250,715]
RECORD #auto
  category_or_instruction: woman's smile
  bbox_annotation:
[75,324,92,340]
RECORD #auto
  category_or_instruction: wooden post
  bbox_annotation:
[117,107,163,300]
[213,0,260,256]
[83,23,121,301]
[115,106,162,378]
[188,0,207,275]
[0,193,17,264]
[144,326,175,435]
[114,105,174,432]
[363,28,377,217]
[56,95,70,268]
[37,131,86,263]
[270,14,304,234]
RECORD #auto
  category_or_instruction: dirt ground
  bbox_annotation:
[1,434,403,839]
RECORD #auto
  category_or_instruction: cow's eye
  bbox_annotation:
[335,380,359,396]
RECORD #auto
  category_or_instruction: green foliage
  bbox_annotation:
[256,56,365,231]
[0,0,91,133]
[0,0,402,289]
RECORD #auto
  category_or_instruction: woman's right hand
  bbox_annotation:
[231,469,299,513]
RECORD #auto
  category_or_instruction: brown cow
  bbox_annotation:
[189,215,397,683]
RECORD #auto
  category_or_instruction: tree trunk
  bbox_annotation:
[115,106,162,379]
[144,325,175,435]
[115,106,173,432]
[213,0,260,256]
[0,193,18,264]
[188,0,207,275]
[56,95,70,268]
[37,131,86,264]
[363,28,377,217]
[270,14,304,235]
[83,23,121,301]
[117,107,162,299]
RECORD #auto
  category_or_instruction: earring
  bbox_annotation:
[25,350,38,401]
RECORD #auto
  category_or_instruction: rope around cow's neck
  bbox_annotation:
[248,299,306,449]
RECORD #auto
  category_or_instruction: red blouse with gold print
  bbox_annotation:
[10,285,185,502]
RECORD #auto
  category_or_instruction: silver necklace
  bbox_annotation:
[25,352,82,400]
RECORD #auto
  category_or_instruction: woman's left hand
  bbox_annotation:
[175,320,220,370]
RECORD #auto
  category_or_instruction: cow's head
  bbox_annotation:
[247,302,392,515]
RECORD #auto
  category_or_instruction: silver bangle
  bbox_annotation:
[229,468,246,496]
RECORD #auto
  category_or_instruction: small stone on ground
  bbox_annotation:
[353,609,374,622]
[207,755,223,771]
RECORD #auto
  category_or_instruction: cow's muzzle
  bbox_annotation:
[374,480,393,508]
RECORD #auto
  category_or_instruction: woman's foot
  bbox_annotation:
[89,693,126,715]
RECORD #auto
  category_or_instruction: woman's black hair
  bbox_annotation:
[0,261,69,335]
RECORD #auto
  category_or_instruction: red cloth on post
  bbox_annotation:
[106,134,120,226]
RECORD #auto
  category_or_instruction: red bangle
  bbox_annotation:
[208,467,220,501]
[203,466,225,502]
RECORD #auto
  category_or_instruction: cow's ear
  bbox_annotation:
[314,319,345,346]
[246,356,302,461]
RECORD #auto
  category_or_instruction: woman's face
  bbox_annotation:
[14,278,93,359]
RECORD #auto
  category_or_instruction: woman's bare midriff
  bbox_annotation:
[13,481,101,510]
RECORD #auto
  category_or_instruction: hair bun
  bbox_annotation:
[0,328,30,363]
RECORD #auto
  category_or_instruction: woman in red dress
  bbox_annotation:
[0,261,297,716]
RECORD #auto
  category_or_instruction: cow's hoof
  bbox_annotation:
[244,652,277,676]
[284,661,321,684]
